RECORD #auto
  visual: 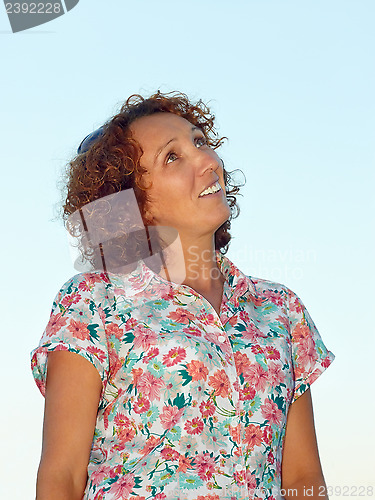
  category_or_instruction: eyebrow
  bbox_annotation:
[155,126,202,160]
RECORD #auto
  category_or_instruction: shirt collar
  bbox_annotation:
[216,251,259,306]
[108,250,258,301]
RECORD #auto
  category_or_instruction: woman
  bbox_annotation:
[32,91,335,500]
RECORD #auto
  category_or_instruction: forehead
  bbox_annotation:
[130,113,196,150]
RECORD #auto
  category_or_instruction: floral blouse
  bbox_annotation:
[31,251,335,500]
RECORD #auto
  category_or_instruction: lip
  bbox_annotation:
[198,179,221,198]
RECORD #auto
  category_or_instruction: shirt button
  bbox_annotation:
[218,335,226,343]
[235,463,242,471]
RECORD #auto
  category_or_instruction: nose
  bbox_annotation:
[194,147,221,175]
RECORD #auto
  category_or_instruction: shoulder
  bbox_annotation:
[223,254,297,307]
[246,275,296,307]
[58,271,110,291]
[52,271,112,307]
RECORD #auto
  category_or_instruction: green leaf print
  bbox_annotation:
[87,323,100,340]
[177,368,192,387]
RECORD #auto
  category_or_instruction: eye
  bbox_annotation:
[195,136,207,147]
[166,151,178,164]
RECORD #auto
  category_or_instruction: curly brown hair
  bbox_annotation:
[62,91,244,272]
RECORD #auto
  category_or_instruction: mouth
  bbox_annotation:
[198,180,222,198]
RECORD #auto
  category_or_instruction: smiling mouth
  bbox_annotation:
[198,181,222,198]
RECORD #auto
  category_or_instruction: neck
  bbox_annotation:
[156,231,224,293]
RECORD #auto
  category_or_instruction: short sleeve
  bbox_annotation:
[286,287,335,403]
[31,273,110,398]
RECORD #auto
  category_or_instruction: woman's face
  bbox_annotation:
[130,112,231,240]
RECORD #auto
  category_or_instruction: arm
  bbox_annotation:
[281,389,328,500]
[36,351,102,500]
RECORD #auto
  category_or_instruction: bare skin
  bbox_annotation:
[36,351,102,500]
[281,389,328,499]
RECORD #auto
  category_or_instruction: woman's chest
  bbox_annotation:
[102,293,295,409]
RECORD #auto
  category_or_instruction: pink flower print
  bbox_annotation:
[187,360,209,381]
[263,289,283,306]
[275,314,290,331]
[106,323,124,340]
[161,286,175,301]
[78,280,92,292]
[90,465,112,485]
[246,471,257,495]
[67,319,90,340]
[133,325,158,350]
[244,364,268,392]
[160,405,184,429]
[261,398,283,425]
[229,423,241,444]
[153,494,167,500]
[131,367,143,385]
[160,446,179,461]
[242,321,263,341]
[322,355,332,368]
[61,292,81,309]
[183,325,202,337]
[228,316,238,326]
[297,336,318,367]
[194,452,217,481]
[239,383,256,401]
[184,417,204,435]
[162,346,186,367]
[262,427,272,445]
[46,313,67,336]
[117,426,136,444]
[289,295,303,313]
[137,372,165,401]
[197,312,215,325]
[294,363,305,380]
[178,454,193,473]
[264,346,281,360]
[251,344,264,355]
[125,317,137,331]
[208,369,231,398]
[234,351,251,375]
[234,470,246,485]
[108,472,135,499]
[196,496,220,500]
[247,293,264,307]
[267,362,286,386]
[108,344,125,379]
[232,279,249,306]
[199,400,215,418]
[239,309,250,323]
[244,424,262,450]
[141,435,161,456]
[142,347,159,364]
[168,307,195,324]
[133,396,151,414]
[293,321,311,342]
[86,345,107,364]
[97,306,107,324]
[114,413,131,428]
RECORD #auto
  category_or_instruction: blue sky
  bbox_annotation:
[1,1,374,498]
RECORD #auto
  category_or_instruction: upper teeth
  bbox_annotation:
[199,181,221,197]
